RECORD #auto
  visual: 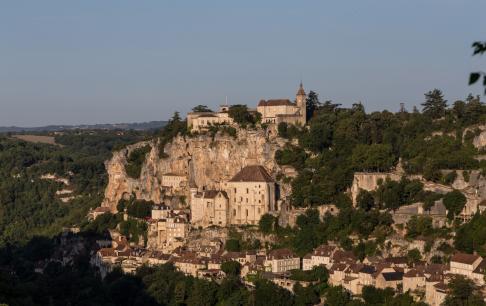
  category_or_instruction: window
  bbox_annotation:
[258,208,261,214]
[233,209,236,216]
[246,188,249,194]
[246,198,248,203]
[246,209,248,217]
[234,188,237,193]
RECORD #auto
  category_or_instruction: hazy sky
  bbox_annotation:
[1,1,486,126]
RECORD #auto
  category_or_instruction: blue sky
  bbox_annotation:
[1,0,486,126]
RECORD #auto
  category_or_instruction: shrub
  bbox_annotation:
[125,145,151,178]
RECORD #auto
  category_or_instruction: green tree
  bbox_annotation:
[443,190,467,220]
[443,275,486,306]
[407,248,422,265]
[306,90,320,121]
[356,190,375,211]
[221,261,241,277]
[192,105,213,112]
[351,144,395,172]
[228,104,258,127]
[259,213,277,234]
[225,239,241,252]
[421,89,448,119]
[324,286,350,306]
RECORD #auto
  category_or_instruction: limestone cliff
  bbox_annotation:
[101,129,290,211]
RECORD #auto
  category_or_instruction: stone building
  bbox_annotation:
[190,190,229,227]
[391,201,447,229]
[224,165,277,225]
[264,248,301,273]
[161,173,187,192]
[257,82,307,125]
[190,165,278,227]
[187,105,234,132]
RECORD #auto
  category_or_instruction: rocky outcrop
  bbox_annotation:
[350,172,401,204]
[463,124,486,149]
[101,129,290,212]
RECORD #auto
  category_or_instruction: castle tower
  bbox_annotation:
[296,82,307,124]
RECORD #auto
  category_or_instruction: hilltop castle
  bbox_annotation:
[187,82,307,132]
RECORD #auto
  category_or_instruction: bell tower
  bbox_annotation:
[296,82,307,124]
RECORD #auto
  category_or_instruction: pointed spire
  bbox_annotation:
[297,81,306,96]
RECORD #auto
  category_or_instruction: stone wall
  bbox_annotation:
[350,172,401,205]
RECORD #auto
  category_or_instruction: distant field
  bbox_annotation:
[12,134,59,146]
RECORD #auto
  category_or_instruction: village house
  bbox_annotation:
[161,173,187,193]
[151,204,171,220]
[265,248,300,273]
[186,105,234,132]
[190,190,229,227]
[375,268,404,290]
[425,276,449,306]
[303,244,337,270]
[148,212,190,248]
[449,252,484,282]
[173,254,207,277]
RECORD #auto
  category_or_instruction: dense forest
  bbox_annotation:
[0,130,146,246]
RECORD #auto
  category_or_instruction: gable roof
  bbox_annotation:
[229,165,274,183]
[258,99,294,107]
[267,248,297,260]
[203,190,228,199]
[451,253,481,265]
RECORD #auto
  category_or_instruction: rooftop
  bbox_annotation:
[450,253,481,265]
[257,99,294,107]
[229,165,274,183]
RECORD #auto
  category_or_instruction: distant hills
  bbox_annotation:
[0,120,167,133]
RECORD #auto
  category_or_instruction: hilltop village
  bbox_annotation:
[83,84,486,306]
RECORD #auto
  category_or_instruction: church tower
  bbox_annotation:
[296,82,307,124]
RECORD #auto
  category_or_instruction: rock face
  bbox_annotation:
[351,170,486,217]
[102,129,290,212]
[350,172,401,204]
[463,124,486,149]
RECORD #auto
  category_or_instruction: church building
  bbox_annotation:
[189,165,278,227]
[257,82,307,125]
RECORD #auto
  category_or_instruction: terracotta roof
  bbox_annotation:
[98,248,116,257]
[331,250,356,263]
[313,245,336,257]
[404,269,425,278]
[258,99,294,107]
[94,207,111,213]
[450,253,481,265]
[330,263,348,272]
[425,264,446,275]
[229,165,274,183]
[267,248,297,260]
